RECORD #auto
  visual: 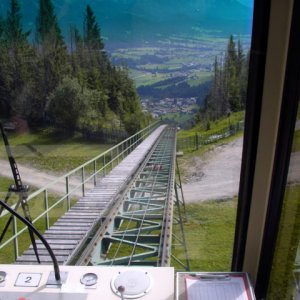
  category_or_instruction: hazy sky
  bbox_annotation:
[236,0,254,8]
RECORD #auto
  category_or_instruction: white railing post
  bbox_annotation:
[66,176,70,210]
[13,216,19,260]
[81,168,85,197]
[94,160,97,186]
[44,189,50,229]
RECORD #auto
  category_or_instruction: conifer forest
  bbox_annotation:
[197,35,249,125]
[0,0,149,135]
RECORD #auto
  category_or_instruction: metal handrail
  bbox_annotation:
[0,121,159,260]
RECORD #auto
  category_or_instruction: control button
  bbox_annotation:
[80,273,98,286]
[15,273,42,287]
[111,269,153,298]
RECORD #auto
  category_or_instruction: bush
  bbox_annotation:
[47,77,84,131]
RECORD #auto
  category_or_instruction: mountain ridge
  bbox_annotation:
[0,0,253,44]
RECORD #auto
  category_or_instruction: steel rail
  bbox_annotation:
[108,129,174,266]
[70,126,177,267]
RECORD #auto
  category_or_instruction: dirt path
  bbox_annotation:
[182,135,300,203]
[0,159,89,196]
[182,138,243,202]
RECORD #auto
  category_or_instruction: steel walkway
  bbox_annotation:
[15,125,167,265]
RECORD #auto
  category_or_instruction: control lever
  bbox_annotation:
[117,285,125,300]
[0,200,61,284]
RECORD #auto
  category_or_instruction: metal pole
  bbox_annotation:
[44,189,50,229]
[66,176,70,210]
[81,168,85,197]
[12,216,19,260]
[94,160,97,187]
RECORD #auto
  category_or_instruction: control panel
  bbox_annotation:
[0,265,174,300]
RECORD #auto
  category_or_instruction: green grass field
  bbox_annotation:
[162,112,193,124]
[187,71,212,87]
[267,184,300,299]
[292,129,300,152]
[130,70,171,87]
[172,199,237,271]
[177,111,245,139]
[0,129,112,173]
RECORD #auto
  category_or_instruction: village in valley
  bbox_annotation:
[141,97,198,117]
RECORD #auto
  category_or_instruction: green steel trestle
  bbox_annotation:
[89,127,177,266]
[72,126,189,269]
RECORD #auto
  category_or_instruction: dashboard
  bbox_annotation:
[0,265,174,300]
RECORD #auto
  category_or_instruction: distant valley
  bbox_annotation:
[109,33,250,123]
[1,0,253,124]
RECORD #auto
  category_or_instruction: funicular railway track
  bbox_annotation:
[15,125,178,267]
[73,126,177,267]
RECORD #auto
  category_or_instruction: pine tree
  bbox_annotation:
[36,0,63,46]
[0,16,4,37]
[0,16,9,115]
[197,35,249,125]
[34,0,68,122]
[225,35,241,112]
[82,5,108,89]
[226,35,237,67]
[240,51,249,108]
[0,40,12,117]
[5,0,29,46]
[79,4,113,119]
[1,0,34,118]
[236,39,244,77]
[84,5,104,51]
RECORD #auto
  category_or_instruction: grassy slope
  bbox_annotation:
[173,114,243,270]
[0,129,112,173]
[177,111,245,138]
[172,199,237,271]
[267,185,300,299]
[267,113,300,297]
[292,129,300,152]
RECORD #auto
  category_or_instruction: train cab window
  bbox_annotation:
[0,0,255,272]
[267,104,300,298]
[253,1,300,297]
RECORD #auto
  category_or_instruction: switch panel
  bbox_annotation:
[0,265,174,300]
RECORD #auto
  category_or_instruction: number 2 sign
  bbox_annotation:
[15,273,42,287]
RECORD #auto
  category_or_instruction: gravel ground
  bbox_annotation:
[0,159,91,197]
[182,132,300,202]
[182,137,243,202]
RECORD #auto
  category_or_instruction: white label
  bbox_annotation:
[15,273,42,287]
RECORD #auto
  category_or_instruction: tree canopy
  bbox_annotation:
[198,35,249,123]
[0,0,148,135]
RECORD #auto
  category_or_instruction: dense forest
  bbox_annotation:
[197,35,248,125]
[0,0,149,134]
